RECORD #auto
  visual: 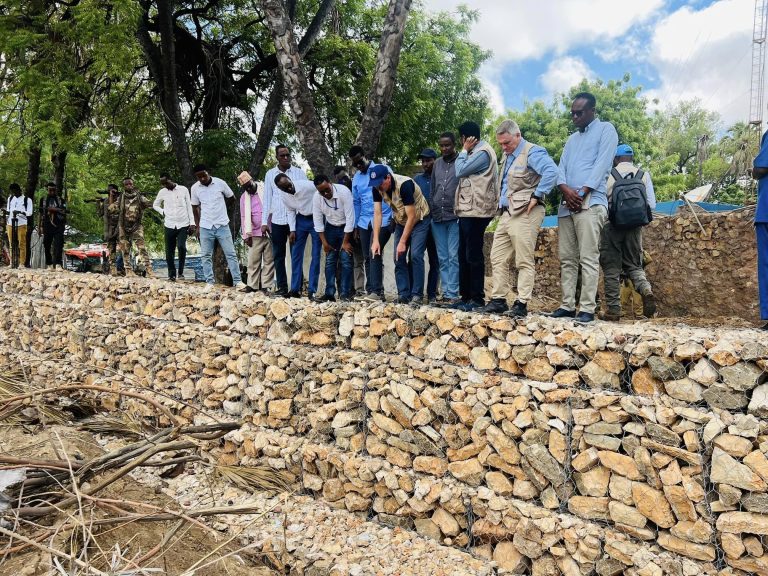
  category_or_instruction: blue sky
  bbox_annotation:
[422,0,755,127]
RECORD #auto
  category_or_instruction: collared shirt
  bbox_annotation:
[240,190,265,239]
[313,184,355,233]
[6,195,33,226]
[413,172,432,201]
[608,161,657,209]
[499,138,558,208]
[281,180,317,231]
[262,165,308,226]
[352,162,392,229]
[557,118,619,217]
[455,141,492,178]
[756,130,768,223]
[190,176,234,229]
[153,184,194,229]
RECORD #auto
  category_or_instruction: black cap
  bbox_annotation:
[417,148,437,159]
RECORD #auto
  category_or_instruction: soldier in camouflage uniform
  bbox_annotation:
[112,177,154,277]
[98,183,121,275]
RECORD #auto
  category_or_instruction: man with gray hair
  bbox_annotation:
[480,120,558,316]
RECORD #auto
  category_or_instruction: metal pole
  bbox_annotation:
[10,216,18,268]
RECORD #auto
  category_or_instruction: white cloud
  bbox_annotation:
[538,56,596,98]
[645,0,754,126]
[478,63,506,115]
[421,0,663,64]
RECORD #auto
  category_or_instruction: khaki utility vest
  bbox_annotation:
[501,142,542,215]
[381,174,430,226]
[455,141,498,218]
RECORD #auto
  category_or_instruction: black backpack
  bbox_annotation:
[608,167,652,229]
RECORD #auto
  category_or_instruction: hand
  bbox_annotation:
[526,197,539,215]
[562,186,582,212]
[195,228,200,240]
[371,240,381,257]
[396,240,407,259]
[244,237,253,247]
[188,224,196,234]
[261,224,271,237]
[462,136,477,152]
[322,241,334,254]
[341,240,353,255]
[289,231,296,244]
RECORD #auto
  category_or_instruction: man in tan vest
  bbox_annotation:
[480,120,558,316]
[369,164,431,306]
[451,121,498,311]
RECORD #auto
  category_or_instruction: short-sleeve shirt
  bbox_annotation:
[372,180,416,205]
[190,176,234,229]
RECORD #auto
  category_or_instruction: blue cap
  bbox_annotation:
[368,164,391,188]
[417,148,437,159]
[615,144,634,157]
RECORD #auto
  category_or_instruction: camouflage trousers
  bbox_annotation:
[120,227,151,272]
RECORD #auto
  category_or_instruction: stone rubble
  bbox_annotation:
[3,269,768,575]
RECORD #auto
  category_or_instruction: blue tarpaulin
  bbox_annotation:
[540,200,742,228]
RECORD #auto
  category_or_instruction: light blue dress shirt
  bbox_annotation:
[499,138,558,208]
[352,162,391,228]
[455,141,492,178]
[556,119,618,217]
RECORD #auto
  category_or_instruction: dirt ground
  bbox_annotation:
[0,425,276,576]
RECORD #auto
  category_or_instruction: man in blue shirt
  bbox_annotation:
[349,146,393,301]
[753,129,768,328]
[413,148,439,303]
[480,120,558,316]
[550,92,618,323]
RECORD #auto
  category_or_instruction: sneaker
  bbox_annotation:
[478,298,508,314]
[575,311,595,324]
[599,307,621,321]
[547,307,576,318]
[315,294,336,302]
[437,297,462,308]
[178,273,185,280]
[409,297,422,308]
[448,299,468,310]
[235,281,249,291]
[507,300,528,318]
[641,292,656,318]
[339,295,354,302]
[462,299,485,312]
[203,283,215,292]
[167,277,176,282]
[274,288,288,298]
[356,293,382,303]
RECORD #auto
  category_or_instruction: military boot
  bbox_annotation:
[124,267,136,277]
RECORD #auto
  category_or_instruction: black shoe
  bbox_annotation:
[397,297,411,304]
[339,295,354,302]
[315,294,335,302]
[167,276,176,282]
[242,286,257,294]
[462,299,484,312]
[762,322,768,331]
[641,292,656,318]
[275,288,288,298]
[548,308,576,318]
[478,299,507,314]
[575,311,595,324]
[448,299,468,310]
[409,297,422,308]
[287,291,301,298]
[508,300,528,317]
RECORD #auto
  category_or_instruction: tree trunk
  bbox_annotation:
[136,0,194,185]
[25,141,41,199]
[249,76,284,178]
[355,0,412,157]
[51,148,67,198]
[259,0,334,177]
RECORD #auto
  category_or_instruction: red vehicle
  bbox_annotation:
[64,243,109,273]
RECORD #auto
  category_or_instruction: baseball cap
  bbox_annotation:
[417,148,437,159]
[368,164,391,188]
[615,144,634,157]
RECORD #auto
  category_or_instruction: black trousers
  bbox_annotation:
[164,226,189,278]
[458,216,492,303]
[43,226,64,267]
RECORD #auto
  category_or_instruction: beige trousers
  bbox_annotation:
[247,235,274,290]
[6,224,27,266]
[558,205,607,314]
[490,206,545,302]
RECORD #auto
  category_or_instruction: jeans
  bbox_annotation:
[271,223,290,292]
[431,219,460,299]
[290,214,321,294]
[164,226,188,279]
[199,225,242,285]
[359,223,392,296]
[323,224,353,298]
[458,216,492,303]
[394,216,431,300]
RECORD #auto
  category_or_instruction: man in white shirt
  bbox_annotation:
[5,183,33,268]
[274,172,321,298]
[153,173,195,281]
[262,145,309,296]
[312,174,355,302]
[190,163,247,290]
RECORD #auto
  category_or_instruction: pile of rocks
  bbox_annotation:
[2,269,768,575]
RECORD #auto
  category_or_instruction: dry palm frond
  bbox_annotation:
[214,464,294,494]
[77,414,156,438]
[0,367,69,425]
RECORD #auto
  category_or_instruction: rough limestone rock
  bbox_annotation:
[748,382,768,417]
[646,356,686,381]
[711,447,768,492]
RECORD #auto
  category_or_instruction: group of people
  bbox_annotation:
[2,90,659,325]
[2,182,68,269]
